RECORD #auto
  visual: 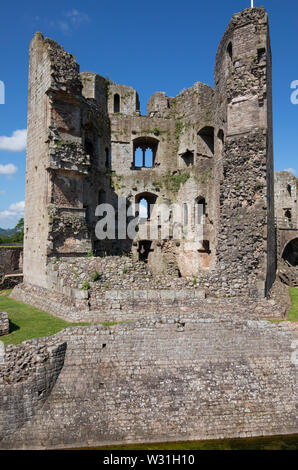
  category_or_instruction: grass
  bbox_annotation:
[288,287,298,321]
[0,290,120,345]
[0,290,90,345]
[262,287,298,323]
[74,434,298,450]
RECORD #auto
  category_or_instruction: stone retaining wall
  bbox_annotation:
[0,315,297,449]
[0,337,66,442]
[11,282,285,323]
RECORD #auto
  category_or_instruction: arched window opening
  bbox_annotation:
[114,93,120,113]
[139,198,149,219]
[282,238,298,267]
[135,192,157,220]
[227,42,233,63]
[133,137,158,169]
[136,94,140,113]
[287,184,292,197]
[197,127,214,158]
[195,197,206,225]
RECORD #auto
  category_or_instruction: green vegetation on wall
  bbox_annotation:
[163,172,190,193]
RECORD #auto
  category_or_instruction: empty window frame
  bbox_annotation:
[227,42,233,63]
[135,192,157,220]
[114,93,120,113]
[133,137,158,168]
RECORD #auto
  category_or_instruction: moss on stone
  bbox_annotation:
[163,172,190,193]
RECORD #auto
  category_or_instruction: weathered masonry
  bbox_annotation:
[0,316,298,449]
[275,171,298,265]
[23,6,275,302]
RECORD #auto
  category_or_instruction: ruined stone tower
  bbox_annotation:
[23,7,275,299]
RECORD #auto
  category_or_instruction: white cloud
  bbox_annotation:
[0,201,25,221]
[139,200,148,218]
[65,9,90,25]
[0,164,18,175]
[9,201,25,212]
[283,168,297,176]
[49,10,90,34]
[0,129,27,152]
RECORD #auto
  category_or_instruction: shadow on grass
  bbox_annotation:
[9,320,20,333]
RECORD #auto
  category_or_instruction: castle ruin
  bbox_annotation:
[21,6,275,309]
[1,7,298,450]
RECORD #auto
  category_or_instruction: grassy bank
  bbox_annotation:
[288,287,298,321]
[0,290,91,345]
[0,290,121,345]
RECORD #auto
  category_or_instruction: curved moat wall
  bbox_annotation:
[0,314,297,449]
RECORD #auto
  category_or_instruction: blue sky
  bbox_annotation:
[0,0,297,228]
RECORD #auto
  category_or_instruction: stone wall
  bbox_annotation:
[0,317,297,449]
[275,171,298,229]
[212,7,275,297]
[0,312,9,337]
[0,337,66,442]
[12,250,286,323]
[0,247,23,276]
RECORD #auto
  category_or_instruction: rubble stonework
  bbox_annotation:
[22,7,275,302]
[275,171,298,229]
[274,171,298,285]
[0,312,9,337]
[0,338,66,441]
